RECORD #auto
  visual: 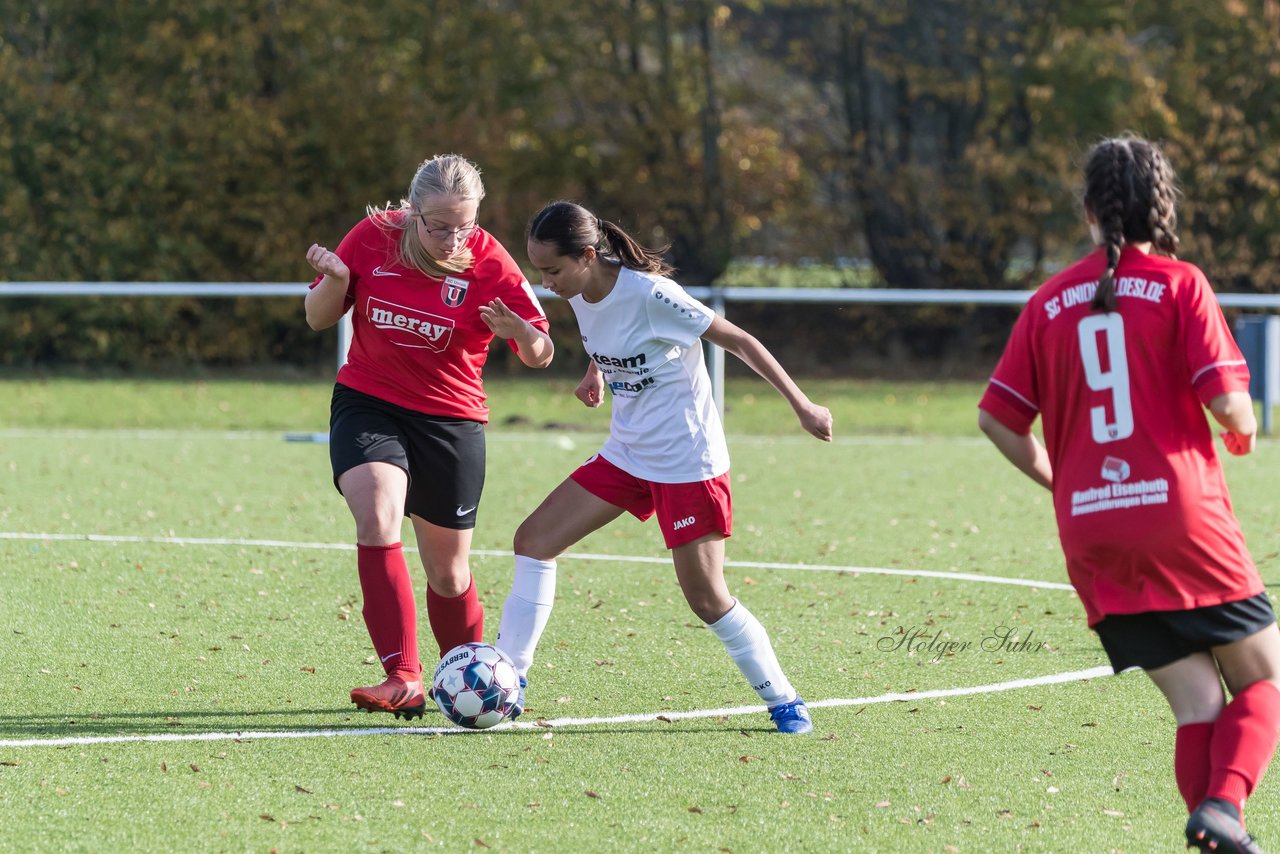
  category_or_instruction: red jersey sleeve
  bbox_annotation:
[1180,267,1250,403]
[979,302,1041,434]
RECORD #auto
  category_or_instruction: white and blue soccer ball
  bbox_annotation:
[432,642,521,729]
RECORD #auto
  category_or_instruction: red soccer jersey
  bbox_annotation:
[979,246,1259,625]
[310,213,549,422]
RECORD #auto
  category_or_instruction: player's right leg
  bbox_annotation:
[337,462,427,719]
[496,475,625,717]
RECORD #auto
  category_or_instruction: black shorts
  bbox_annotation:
[1094,593,1277,673]
[328,384,485,529]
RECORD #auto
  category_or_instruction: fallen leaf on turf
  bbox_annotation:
[940,775,952,784]
[259,814,275,821]
[875,801,891,808]
[295,786,312,794]
[0,761,18,767]
[1102,809,1124,817]
[189,764,200,773]
[688,806,702,814]
[300,666,315,673]
[474,840,490,849]
[656,715,672,723]
[586,790,600,799]
[739,756,753,763]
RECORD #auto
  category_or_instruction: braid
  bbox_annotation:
[1143,145,1181,257]
[1089,143,1129,312]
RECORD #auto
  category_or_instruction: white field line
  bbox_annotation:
[0,531,1075,591]
[0,666,1114,749]
[0,427,989,447]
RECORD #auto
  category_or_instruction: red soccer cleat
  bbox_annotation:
[1186,798,1264,853]
[350,672,426,720]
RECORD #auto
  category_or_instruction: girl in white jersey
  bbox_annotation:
[495,201,833,734]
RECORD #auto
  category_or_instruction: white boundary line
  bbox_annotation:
[0,427,989,447]
[0,532,1075,591]
[0,666,1113,749]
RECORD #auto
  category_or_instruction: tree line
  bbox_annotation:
[3,0,1278,369]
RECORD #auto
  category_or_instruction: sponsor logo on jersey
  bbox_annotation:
[1070,458,1170,517]
[609,376,656,395]
[591,351,647,369]
[366,296,454,352]
[442,276,469,308]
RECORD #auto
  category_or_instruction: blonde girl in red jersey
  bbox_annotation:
[979,136,1280,853]
[305,154,554,720]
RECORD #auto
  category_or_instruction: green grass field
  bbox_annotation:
[1,377,1277,852]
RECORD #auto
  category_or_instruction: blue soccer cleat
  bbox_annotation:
[769,696,813,734]
[509,675,527,721]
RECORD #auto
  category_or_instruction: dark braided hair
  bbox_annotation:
[1082,136,1181,311]
[527,201,674,276]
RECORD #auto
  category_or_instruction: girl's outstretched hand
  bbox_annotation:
[797,402,833,442]
[479,298,528,339]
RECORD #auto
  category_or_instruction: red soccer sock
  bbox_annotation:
[356,543,421,678]
[426,575,484,658]
[1174,721,1215,812]
[1205,679,1280,813]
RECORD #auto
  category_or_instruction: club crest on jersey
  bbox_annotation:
[366,296,454,352]
[442,276,470,308]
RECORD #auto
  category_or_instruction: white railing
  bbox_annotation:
[5,282,1279,432]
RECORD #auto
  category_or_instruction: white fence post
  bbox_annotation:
[337,310,352,371]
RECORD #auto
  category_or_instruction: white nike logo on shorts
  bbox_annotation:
[456,505,476,516]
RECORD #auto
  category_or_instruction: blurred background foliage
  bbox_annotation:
[2,0,1278,371]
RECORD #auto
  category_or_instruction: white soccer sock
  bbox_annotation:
[495,555,557,678]
[706,600,796,708]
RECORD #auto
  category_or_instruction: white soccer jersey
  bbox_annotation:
[568,267,730,483]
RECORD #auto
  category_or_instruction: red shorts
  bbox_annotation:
[570,454,732,549]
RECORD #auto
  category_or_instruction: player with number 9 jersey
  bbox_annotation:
[979,137,1278,854]
[979,246,1259,626]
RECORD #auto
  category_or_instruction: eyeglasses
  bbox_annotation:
[414,215,478,241]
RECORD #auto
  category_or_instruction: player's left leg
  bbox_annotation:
[1145,651,1228,814]
[412,518,482,659]
[672,535,811,734]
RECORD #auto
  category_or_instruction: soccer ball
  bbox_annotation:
[431,642,521,729]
